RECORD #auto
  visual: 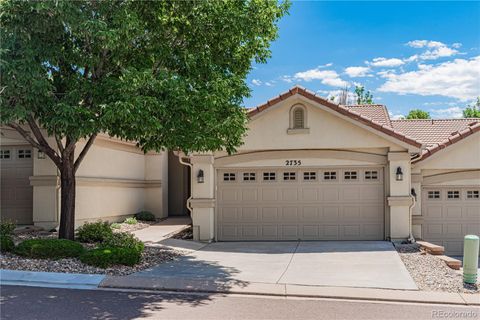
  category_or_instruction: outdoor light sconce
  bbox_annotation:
[197,169,205,183]
[396,166,403,181]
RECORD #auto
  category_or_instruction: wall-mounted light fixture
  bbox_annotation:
[396,167,403,181]
[38,151,46,159]
[197,169,204,183]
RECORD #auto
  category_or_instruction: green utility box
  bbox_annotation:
[463,235,479,284]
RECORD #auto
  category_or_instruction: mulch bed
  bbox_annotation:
[395,243,478,294]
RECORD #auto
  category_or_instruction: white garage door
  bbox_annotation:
[422,187,480,255]
[0,146,34,224]
[217,167,385,241]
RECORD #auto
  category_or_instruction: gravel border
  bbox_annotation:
[1,230,183,276]
[170,226,193,240]
[395,243,478,294]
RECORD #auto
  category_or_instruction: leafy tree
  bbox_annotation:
[463,97,480,118]
[1,0,289,239]
[406,109,431,119]
[354,85,374,104]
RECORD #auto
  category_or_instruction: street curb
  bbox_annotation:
[0,269,105,290]
[99,276,480,306]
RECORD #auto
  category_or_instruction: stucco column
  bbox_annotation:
[189,153,215,241]
[387,152,413,241]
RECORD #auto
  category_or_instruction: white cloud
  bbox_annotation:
[377,70,396,78]
[265,81,274,87]
[280,75,293,83]
[388,111,405,120]
[251,79,262,86]
[429,107,464,119]
[368,57,405,67]
[378,56,480,101]
[345,66,371,78]
[406,40,459,60]
[293,68,348,87]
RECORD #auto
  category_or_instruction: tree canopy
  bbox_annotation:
[406,109,431,119]
[463,97,480,118]
[354,85,374,105]
[0,0,289,239]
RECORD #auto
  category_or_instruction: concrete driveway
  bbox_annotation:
[135,241,417,290]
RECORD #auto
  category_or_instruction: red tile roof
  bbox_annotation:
[247,86,423,148]
[391,119,479,146]
[412,121,480,162]
[344,104,392,127]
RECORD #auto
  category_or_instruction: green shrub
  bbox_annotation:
[0,220,16,237]
[76,221,113,243]
[80,247,141,268]
[124,217,137,225]
[0,235,15,253]
[134,211,156,222]
[110,223,121,229]
[101,232,144,253]
[15,239,84,259]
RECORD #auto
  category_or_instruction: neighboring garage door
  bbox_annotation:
[0,146,34,224]
[217,167,385,241]
[422,187,480,255]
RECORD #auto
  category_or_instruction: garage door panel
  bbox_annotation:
[282,188,298,201]
[260,188,278,201]
[301,207,320,221]
[323,188,340,201]
[217,167,384,241]
[261,207,279,221]
[342,206,360,220]
[342,187,360,201]
[281,207,298,221]
[301,188,318,201]
[422,187,480,256]
[444,206,462,219]
[322,206,340,221]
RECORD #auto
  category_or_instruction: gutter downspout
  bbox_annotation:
[177,152,193,216]
[408,192,416,243]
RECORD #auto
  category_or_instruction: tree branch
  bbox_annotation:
[55,134,65,154]
[25,116,63,166]
[74,133,97,173]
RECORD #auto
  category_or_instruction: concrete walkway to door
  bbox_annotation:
[133,241,417,290]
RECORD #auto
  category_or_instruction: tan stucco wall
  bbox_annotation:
[0,128,169,229]
[242,96,408,152]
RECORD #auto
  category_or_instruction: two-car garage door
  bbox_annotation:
[217,167,385,241]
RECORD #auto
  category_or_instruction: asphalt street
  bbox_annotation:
[0,285,478,320]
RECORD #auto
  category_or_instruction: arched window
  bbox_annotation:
[293,107,305,129]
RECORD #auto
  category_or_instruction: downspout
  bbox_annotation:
[177,153,193,216]
[408,150,423,243]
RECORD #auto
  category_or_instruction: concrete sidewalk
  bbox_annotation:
[99,275,479,306]
[0,269,105,290]
[132,216,191,243]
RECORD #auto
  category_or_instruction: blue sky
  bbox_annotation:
[245,1,480,118]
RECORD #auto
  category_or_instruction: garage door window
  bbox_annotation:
[344,171,358,180]
[365,170,378,180]
[0,150,11,159]
[243,173,256,181]
[323,171,337,180]
[18,149,32,159]
[447,191,460,199]
[303,172,316,181]
[263,172,276,181]
[223,173,236,181]
[283,172,296,181]
[467,190,479,199]
[427,191,440,199]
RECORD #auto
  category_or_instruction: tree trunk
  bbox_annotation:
[58,153,76,240]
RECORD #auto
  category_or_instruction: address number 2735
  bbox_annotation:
[285,160,302,166]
